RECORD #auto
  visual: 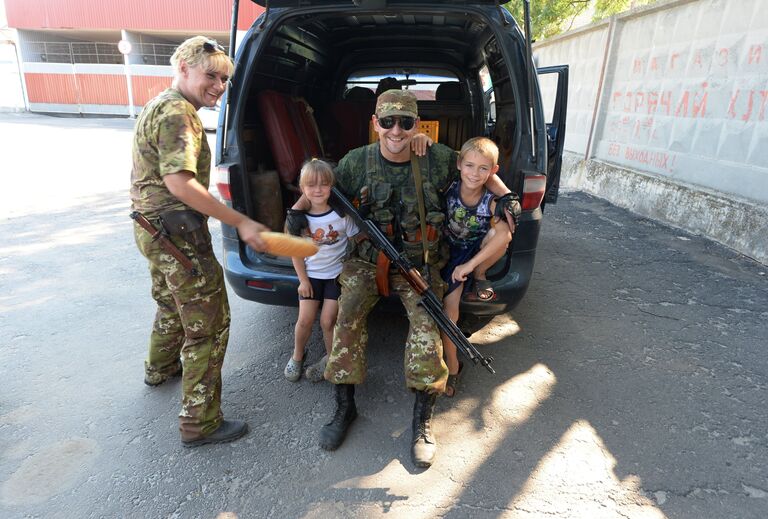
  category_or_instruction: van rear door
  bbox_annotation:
[537,65,568,207]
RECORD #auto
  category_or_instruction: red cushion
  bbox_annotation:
[292,97,323,160]
[257,90,324,184]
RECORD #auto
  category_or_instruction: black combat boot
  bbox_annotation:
[181,420,249,448]
[411,390,438,468]
[319,384,357,451]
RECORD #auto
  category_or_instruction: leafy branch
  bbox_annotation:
[503,0,658,40]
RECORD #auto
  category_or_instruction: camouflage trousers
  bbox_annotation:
[324,258,448,392]
[134,222,230,440]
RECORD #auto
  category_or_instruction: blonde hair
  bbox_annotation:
[459,136,499,166]
[299,159,335,187]
[170,36,234,77]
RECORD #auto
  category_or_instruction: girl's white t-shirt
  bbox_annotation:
[304,209,359,279]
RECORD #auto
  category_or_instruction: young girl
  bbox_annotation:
[440,137,514,397]
[285,159,358,382]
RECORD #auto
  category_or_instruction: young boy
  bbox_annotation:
[440,137,514,397]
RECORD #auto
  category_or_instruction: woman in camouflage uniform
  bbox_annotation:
[130,36,268,447]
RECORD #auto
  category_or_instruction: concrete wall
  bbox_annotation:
[535,0,768,265]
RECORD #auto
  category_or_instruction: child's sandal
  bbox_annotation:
[284,352,307,382]
[474,279,495,301]
[463,279,496,302]
[444,361,464,398]
[304,354,328,383]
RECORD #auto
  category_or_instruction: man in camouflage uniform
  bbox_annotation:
[308,90,511,468]
[131,36,268,447]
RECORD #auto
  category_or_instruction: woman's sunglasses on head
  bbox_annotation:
[203,40,225,53]
[377,115,416,131]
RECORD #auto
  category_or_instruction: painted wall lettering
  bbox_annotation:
[534,0,768,204]
[611,84,709,119]
[630,43,765,76]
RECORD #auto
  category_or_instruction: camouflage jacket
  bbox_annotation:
[130,88,210,218]
[335,142,459,266]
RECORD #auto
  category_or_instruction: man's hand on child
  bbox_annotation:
[493,192,522,233]
[286,209,309,236]
[410,133,433,156]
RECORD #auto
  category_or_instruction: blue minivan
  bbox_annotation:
[213,0,568,326]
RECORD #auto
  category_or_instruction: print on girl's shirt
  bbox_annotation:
[303,211,358,280]
[311,224,340,245]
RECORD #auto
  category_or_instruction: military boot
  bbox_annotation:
[182,420,249,448]
[144,360,182,386]
[411,390,438,468]
[319,384,357,451]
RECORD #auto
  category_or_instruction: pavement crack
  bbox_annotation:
[638,307,681,320]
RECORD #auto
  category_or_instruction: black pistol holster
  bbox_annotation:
[158,210,207,249]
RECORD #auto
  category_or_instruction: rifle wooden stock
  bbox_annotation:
[130,211,199,276]
[331,188,495,374]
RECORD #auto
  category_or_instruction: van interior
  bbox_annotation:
[231,9,524,239]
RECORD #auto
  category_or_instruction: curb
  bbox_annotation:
[560,152,768,266]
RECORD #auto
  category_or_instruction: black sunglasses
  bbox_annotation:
[377,115,416,131]
[202,40,225,53]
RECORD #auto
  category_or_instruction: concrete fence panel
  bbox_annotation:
[594,0,767,203]
[535,0,768,265]
[535,23,610,157]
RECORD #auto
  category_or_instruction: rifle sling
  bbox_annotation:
[409,152,430,267]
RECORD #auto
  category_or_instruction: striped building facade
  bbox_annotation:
[5,0,264,115]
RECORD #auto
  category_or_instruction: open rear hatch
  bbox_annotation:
[249,0,501,5]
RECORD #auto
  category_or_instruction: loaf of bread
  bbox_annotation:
[260,232,319,258]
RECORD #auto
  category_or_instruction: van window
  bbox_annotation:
[479,64,496,121]
[479,65,493,93]
[345,70,459,101]
[537,72,558,125]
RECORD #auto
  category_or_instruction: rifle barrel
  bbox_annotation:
[331,188,495,374]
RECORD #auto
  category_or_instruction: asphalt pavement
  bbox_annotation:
[0,114,766,518]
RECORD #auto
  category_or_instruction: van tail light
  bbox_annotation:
[246,280,274,290]
[521,174,546,211]
[215,165,232,202]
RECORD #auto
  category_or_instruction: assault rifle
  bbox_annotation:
[331,187,495,374]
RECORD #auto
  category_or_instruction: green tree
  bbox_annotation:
[503,0,659,40]
[592,0,658,20]
[504,1,591,40]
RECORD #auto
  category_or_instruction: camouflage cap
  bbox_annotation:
[375,89,418,118]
